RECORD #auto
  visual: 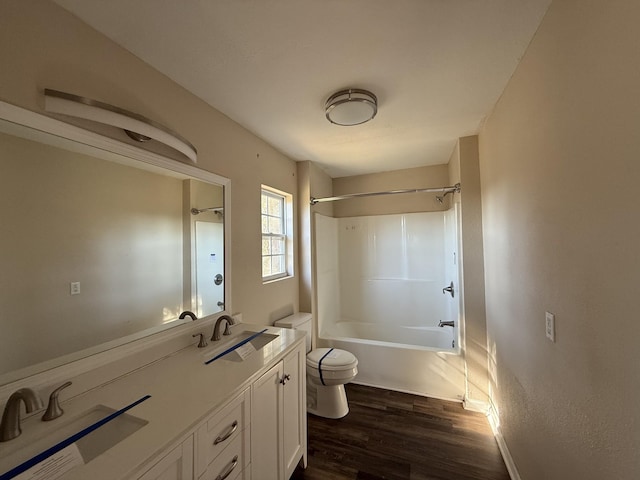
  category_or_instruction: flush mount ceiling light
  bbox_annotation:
[44,89,197,163]
[325,88,377,126]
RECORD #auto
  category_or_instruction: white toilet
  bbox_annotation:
[275,313,358,419]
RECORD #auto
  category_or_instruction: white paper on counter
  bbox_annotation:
[234,342,257,360]
[14,443,84,480]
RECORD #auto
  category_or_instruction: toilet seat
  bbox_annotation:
[306,348,357,370]
[306,348,358,386]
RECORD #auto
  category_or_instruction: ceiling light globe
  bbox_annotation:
[325,89,377,126]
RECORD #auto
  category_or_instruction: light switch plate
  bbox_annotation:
[70,282,81,295]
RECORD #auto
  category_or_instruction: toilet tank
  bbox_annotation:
[274,312,313,353]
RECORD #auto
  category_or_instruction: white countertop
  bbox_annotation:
[0,323,305,480]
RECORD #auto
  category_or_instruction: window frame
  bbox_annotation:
[261,186,293,282]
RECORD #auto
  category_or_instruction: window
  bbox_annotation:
[261,187,292,281]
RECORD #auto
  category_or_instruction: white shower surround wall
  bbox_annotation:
[315,212,465,401]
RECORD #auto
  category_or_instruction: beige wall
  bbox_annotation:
[332,165,450,217]
[448,136,489,407]
[297,161,333,352]
[0,132,184,372]
[297,161,334,315]
[0,0,298,325]
[479,0,640,478]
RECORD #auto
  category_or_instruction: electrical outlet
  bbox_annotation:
[70,282,81,295]
[545,311,555,342]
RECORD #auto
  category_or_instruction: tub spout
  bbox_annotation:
[438,320,455,327]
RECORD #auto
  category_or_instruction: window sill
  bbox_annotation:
[262,274,294,285]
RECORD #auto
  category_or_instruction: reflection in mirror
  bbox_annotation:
[187,183,224,316]
[0,113,228,385]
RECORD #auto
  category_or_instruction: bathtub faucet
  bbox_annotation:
[438,320,455,327]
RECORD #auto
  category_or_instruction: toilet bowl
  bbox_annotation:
[274,313,358,419]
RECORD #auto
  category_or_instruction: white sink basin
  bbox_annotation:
[0,405,147,474]
[222,332,279,362]
[74,405,148,462]
[203,330,279,363]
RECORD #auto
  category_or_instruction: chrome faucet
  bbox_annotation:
[1,388,43,441]
[438,320,455,327]
[211,315,236,341]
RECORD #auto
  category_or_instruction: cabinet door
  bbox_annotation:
[137,436,194,480]
[282,344,306,479]
[251,361,283,480]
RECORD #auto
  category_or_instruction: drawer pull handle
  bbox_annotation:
[216,455,239,480]
[214,420,238,445]
[280,374,291,385]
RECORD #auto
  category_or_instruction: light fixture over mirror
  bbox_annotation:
[44,89,198,163]
[325,88,378,126]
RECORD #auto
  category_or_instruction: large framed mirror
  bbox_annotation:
[0,101,230,386]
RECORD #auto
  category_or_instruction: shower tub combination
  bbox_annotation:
[315,211,465,401]
[326,322,455,350]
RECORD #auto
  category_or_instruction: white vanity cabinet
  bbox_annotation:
[250,343,306,480]
[196,388,251,480]
[136,388,251,480]
[124,334,306,480]
[137,437,194,480]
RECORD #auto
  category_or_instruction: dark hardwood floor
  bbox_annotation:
[292,384,510,480]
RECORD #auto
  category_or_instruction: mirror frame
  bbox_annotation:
[0,99,232,389]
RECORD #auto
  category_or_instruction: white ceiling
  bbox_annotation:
[53,0,551,178]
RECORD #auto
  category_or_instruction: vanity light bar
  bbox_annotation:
[43,89,197,163]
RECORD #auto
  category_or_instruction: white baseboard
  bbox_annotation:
[462,396,489,414]
[350,380,463,404]
[487,402,521,480]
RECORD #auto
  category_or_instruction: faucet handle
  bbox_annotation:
[42,381,72,422]
[193,333,208,348]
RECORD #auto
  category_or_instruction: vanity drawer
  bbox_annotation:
[196,387,251,475]
[198,433,250,480]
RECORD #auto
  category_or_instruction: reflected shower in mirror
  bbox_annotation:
[0,110,228,385]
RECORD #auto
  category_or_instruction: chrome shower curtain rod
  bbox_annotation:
[190,206,224,215]
[309,183,461,205]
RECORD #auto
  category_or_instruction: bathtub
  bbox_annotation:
[324,321,456,351]
[319,320,465,401]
